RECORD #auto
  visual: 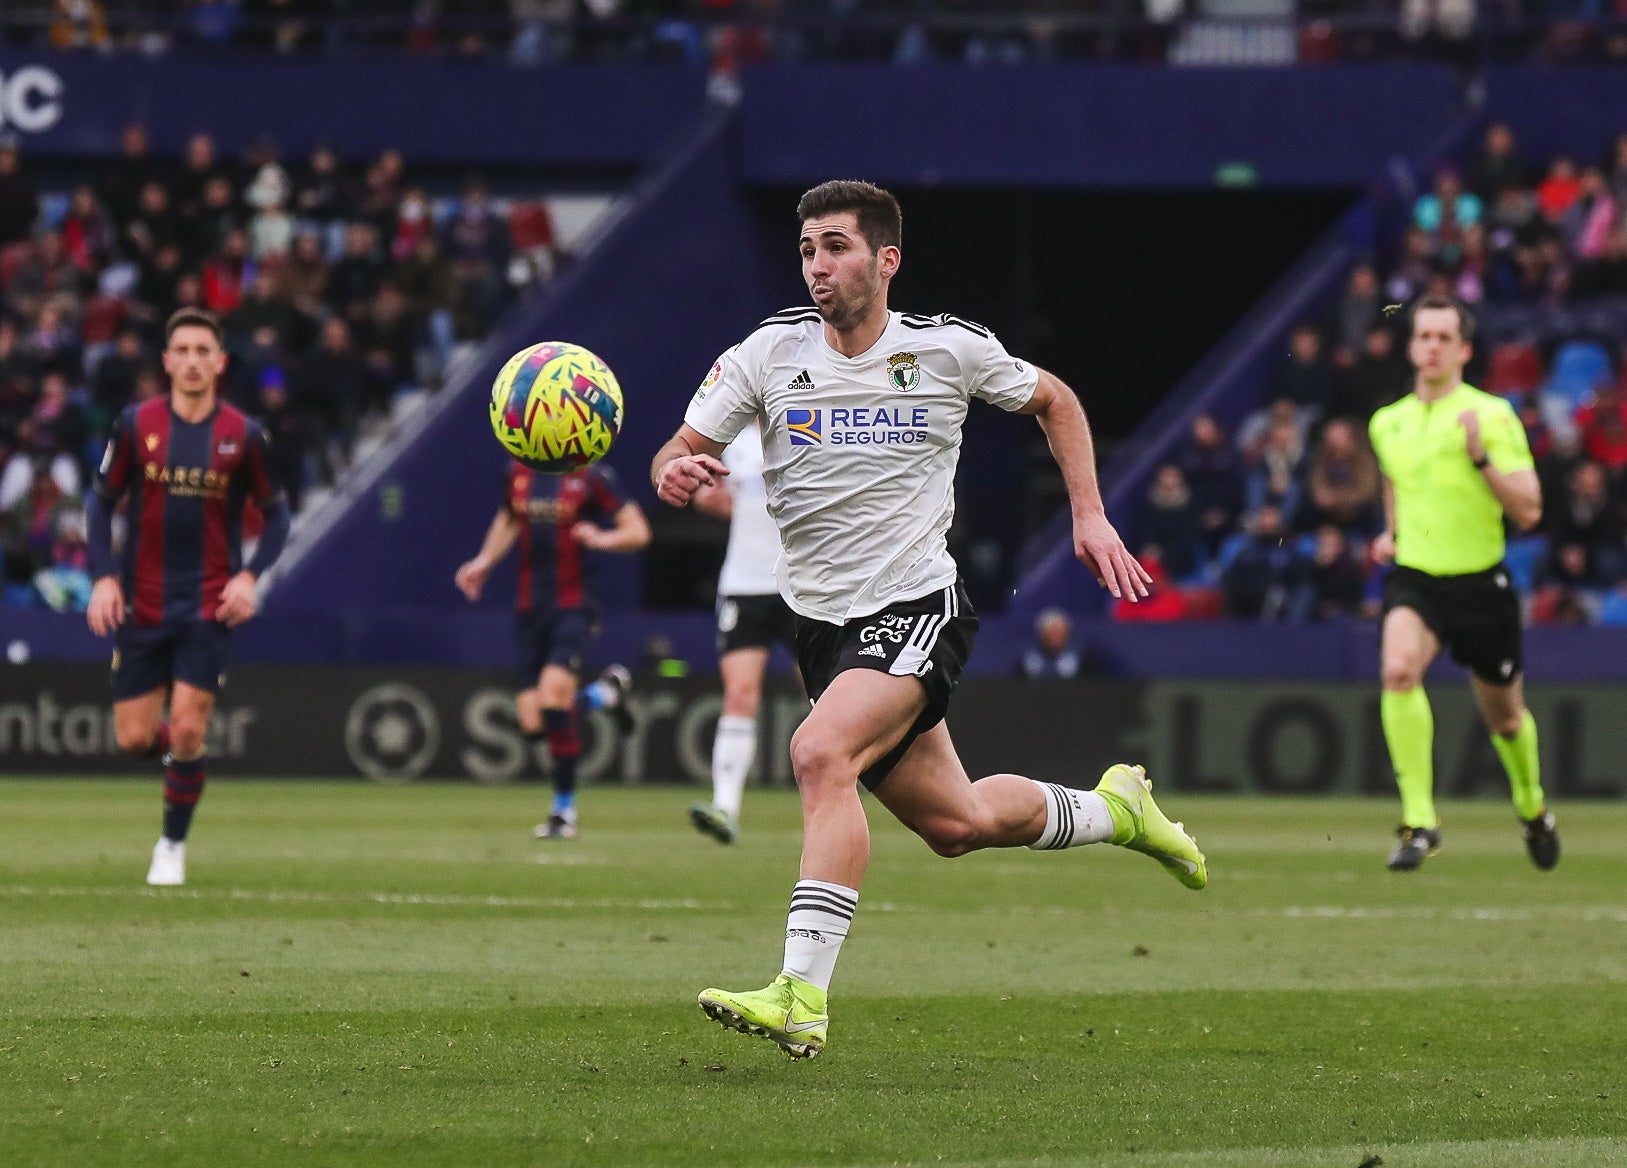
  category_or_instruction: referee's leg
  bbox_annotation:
[1380,607,1442,831]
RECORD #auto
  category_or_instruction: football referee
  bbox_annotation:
[1368,293,1558,872]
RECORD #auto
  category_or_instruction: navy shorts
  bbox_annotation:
[111,620,233,701]
[514,607,596,690]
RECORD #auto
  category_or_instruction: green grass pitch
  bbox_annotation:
[3,779,1626,1167]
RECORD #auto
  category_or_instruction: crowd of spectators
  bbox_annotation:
[0,128,563,611]
[7,0,1627,69]
[1124,123,1627,628]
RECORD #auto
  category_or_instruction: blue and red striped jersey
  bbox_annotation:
[506,463,625,612]
[93,397,284,625]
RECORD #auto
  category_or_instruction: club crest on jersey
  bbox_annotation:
[217,439,239,456]
[786,409,823,445]
[887,352,921,393]
[145,433,159,451]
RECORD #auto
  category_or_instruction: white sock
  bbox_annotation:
[711,715,755,818]
[1026,782,1116,850]
[780,879,857,992]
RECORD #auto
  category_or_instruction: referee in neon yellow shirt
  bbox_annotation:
[1368,294,1559,872]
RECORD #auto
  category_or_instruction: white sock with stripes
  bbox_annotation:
[1026,782,1116,850]
[710,715,755,818]
[781,879,858,992]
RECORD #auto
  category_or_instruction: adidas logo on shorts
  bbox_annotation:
[857,643,887,658]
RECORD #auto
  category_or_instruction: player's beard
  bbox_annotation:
[816,273,881,332]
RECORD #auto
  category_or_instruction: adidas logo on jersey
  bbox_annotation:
[788,369,815,392]
[857,643,887,658]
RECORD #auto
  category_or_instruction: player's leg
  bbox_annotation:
[145,622,230,886]
[695,644,767,842]
[1380,604,1444,869]
[698,668,922,1058]
[113,688,169,758]
[1471,673,1557,869]
[872,721,1206,884]
[536,661,583,837]
[111,625,171,758]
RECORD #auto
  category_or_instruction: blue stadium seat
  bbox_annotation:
[1545,340,1614,408]
[1596,589,1627,627]
[1503,535,1548,593]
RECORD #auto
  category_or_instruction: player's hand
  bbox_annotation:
[1371,530,1397,565]
[86,577,125,637]
[454,558,489,602]
[656,454,728,507]
[217,571,257,627]
[1073,512,1152,602]
[1458,409,1485,462]
[572,522,612,550]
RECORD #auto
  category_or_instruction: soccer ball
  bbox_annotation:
[488,341,624,473]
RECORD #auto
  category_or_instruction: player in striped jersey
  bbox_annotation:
[455,461,649,838]
[653,180,1208,1058]
[690,420,798,843]
[85,308,291,887]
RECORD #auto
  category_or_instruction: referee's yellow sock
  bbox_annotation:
[1381,686,1438,829]
[1492,710,1545,821]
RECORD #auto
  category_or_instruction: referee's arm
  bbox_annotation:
[1462,409,1542,531]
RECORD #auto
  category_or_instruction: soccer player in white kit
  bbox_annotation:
[652,181,1208,1059]
[691,420,797,844]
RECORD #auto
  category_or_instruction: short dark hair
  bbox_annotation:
[796,180,902,253]
[165,307,223,346]
[1409,293,1476,343]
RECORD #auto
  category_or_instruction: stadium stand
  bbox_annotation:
[4,1,1627,67]
[1116,121,1627,627]
[0,128,597,611]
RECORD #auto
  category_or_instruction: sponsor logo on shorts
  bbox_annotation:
[857,643,887,658]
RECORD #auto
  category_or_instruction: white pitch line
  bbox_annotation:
[0,885,714,911]
[1260,904,1627,923]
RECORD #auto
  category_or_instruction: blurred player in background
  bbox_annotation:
[690,419,799,844]
[653,180,1205,1060]
[85,308,291,887]
[1370,294,1556,871]
[455,461,649,838]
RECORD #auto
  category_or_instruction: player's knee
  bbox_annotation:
[1381,659,1423,692]
[788,729,853,792]
[170,717,208,757]
[115,724,156,755]
[915,815,980,858]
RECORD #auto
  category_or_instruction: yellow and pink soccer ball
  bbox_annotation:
[488,341,624,473]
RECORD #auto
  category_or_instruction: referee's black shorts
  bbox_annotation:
[1382,563,1522,685]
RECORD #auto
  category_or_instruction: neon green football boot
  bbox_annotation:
[1094,764,1208,890]
[698,973,828,1059]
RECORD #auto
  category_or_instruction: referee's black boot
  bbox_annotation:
[1387,825,1441,871]
[1521,809,1560,871]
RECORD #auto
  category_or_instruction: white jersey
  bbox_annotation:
[685,307,1039,623]
[717,423,782,597]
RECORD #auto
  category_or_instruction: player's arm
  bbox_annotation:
[575,502,652,553]
[693,477,733,519]
[1018,368,1151,601]
[1461,408,1542,531]
[455,507,519,602]
[218,425,291,628]
[1372,476,1398,564]
[652,424,729,508]
[86,412,137,636]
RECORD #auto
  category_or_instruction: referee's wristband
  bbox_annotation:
[1472,453,1490,470]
